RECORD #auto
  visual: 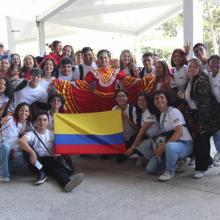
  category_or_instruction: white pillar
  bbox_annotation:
[37,21,46,56]
[5,16,16,53]
[183,0,203,58]
[0,16,9,49]
[134,35,142,67]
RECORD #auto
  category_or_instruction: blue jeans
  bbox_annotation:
[146,141,193,174]
[0,143,10,178]
[213,130,220,152]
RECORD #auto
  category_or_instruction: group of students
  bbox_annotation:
[0,40,220,191]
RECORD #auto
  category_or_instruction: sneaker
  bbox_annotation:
[214,152,220,162]
[35,172,47,185]
[135,156,145,167]
[176,158,187,173]
[0,176,10,183]
[116,154,128,164]
[158,171,175,181]
[214,161,220,167]
[188,157,195,166]
[64,173,84,192]
[193,171,206,179]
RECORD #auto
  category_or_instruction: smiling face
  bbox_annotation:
[193,45,208,62]
[35,114,49,132]
[0,79,6,93]
[50,96,62,111]
[24,56,34,69]
[154,93,168,112]
[29,73,41,87]
[172,51,183,67]
[187,60,200,79]
[115,91,128,107]
[121,51,131,67]
[63,46,72,57]
[83,50,94,66]
[208,57,220,74]
[18,105,30,122]
[44,59,54,74]
[137,95,148,111]
[54,42,62,54]
[0,59,10,72]
[11,54,21,66]
[98,52,110,67]
[155,62,164,77]
[143,56,153,70]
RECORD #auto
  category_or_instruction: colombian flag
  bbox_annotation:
[54,110,125,154]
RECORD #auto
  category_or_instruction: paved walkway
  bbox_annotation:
[1,156,220,220]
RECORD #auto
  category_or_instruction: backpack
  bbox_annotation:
[14,80,28,92]
[78,64,84,80]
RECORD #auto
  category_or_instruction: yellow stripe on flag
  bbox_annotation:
[54,110,123,135]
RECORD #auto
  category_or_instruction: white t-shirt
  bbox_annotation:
[39,78,53,90]
[47,112,54,131]
[0,116,29,149]
[25,129,54,157]
[174,65,188,91]
[73,63,97,80]
[112,105,137,141]
[208,71,220,103]
[160,107,192,141]
[10,82,48,111]
[58,72,74,81]
[184,82,197,109]
[134,108,159,138]
[0,93,9,108]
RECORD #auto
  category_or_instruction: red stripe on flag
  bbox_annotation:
[55,144,126,154]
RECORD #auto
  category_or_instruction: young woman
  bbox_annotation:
[39,59,56,90]
[119,49,139,77]
[62,45,75,65]
[183,58,220,178]
[47,93,65,131]
[0,77,14,118]
[8,53,22,81]
[207,55,220,166]
[0,102,31,182]
[44,40,62,67]
[146,90,193,181]
[171,49,188,92]
[20,55,38,80]
[124,92,159,166]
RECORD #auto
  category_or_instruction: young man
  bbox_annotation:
[193,43,209,70]
[19,111,84,192]
[58,57,75,81]
[73,47,97,80]
[9,68,48,112]
[139,52,155,78]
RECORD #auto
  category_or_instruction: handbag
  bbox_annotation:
[33,129,74,173]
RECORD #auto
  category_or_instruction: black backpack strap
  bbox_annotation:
[79,64,84,80]
[139,68,145,78]
[128,104,134,123]
[15,80,28,92]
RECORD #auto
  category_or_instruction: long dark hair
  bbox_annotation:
[13,102,31,123]
[0,77,14,101]
[136,92,155,127]
[8,53,22,74]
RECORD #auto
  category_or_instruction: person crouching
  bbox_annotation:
[19,111,84,192]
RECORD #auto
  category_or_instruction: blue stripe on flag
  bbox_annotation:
[55,133,124,145]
